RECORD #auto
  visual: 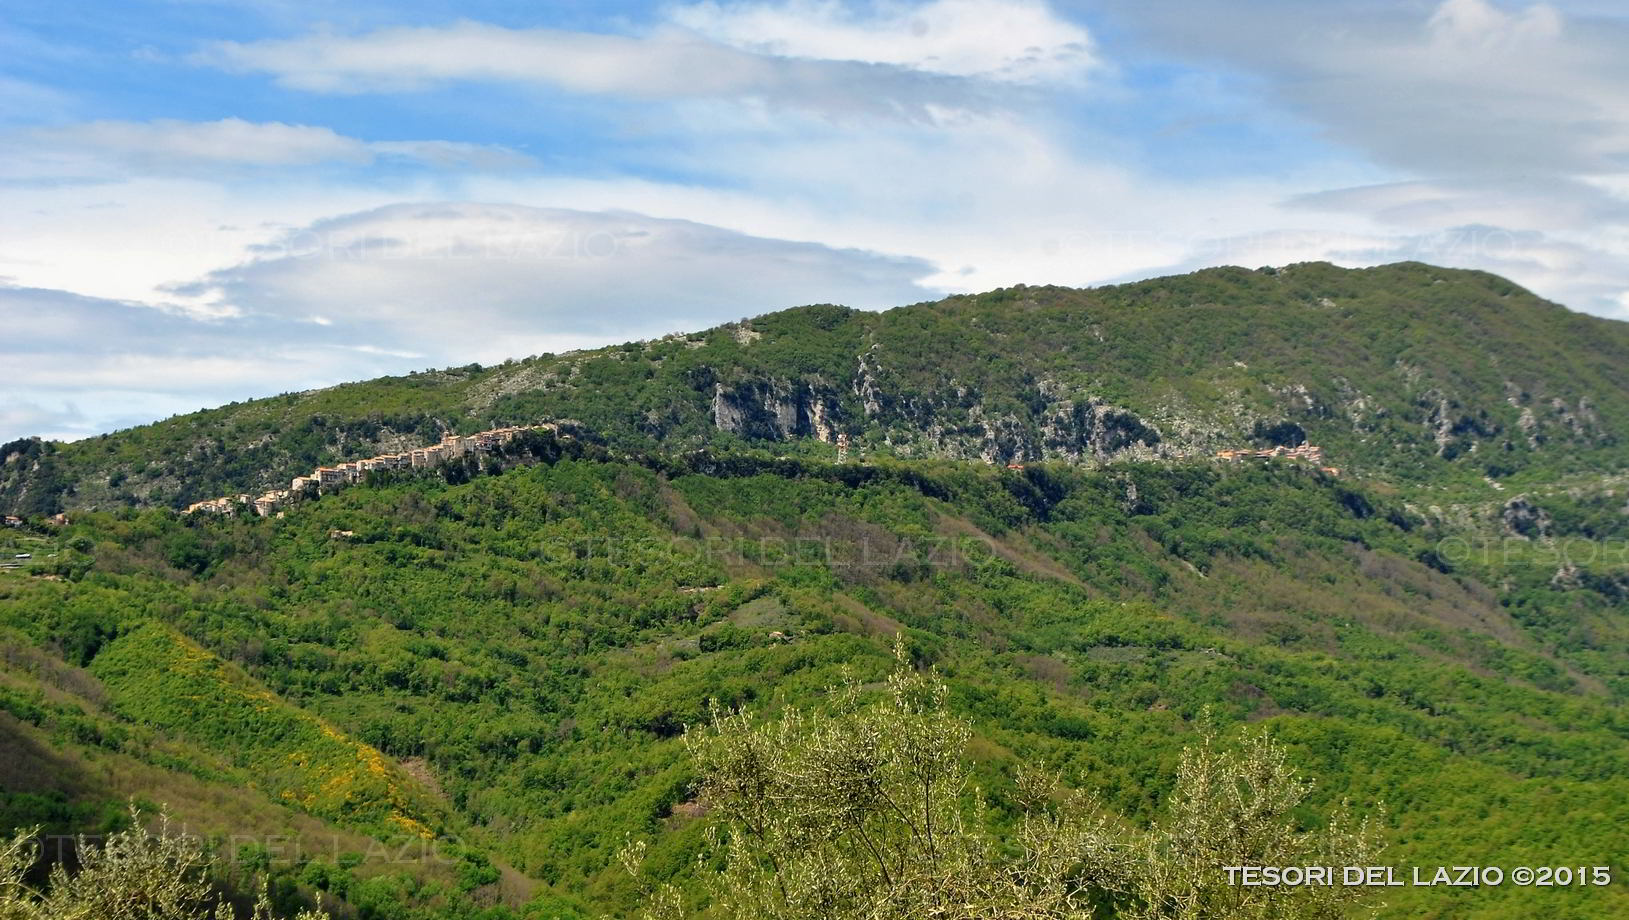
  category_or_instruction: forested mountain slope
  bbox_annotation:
[7,261,1628,513]
[3,261,1627,917]
[4,445,1628,918]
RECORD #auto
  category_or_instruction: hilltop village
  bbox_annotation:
[1215,443,1338,475]
[183,424,554,516]
[183,424,1333,518]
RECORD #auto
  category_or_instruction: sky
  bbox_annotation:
[4,0,1629,443]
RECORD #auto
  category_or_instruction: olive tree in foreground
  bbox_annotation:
[0,807,329,920]
[1123,732,1382,920]
[627,644,1382,920]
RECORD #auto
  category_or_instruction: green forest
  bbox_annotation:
[2,264,1627,918]
[3,435,1627,917]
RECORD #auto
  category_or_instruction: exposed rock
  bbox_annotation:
[711,379,842,443]
[714,361,1164,466]
[1421,390,1499,459]
[1423,393,1455,456]
[1334,377,1376,428]
[807,397,838,443]
[1548,396,1600,441]
[1550,561,1582,591]
[1552,397,1581,437]
[854,347,888,418]
[1578,396,1599,428]
[465,363,565,410]
[1267,382,1323,416]
[1501,497,1553,539]
[971,411,1033,464]
[1040,399,1162,462]
[1517,407,1540,449]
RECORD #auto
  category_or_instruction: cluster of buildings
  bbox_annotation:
[184,424,553,517]
[1215,444,1338,475]
[182,495,253,516]
[2,513,68,528]
[173,425,1335,518]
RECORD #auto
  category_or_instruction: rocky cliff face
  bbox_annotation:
[709,369,1165,464]
[710,379,844,443]
[702,356,1613,468]
[1039,398,1163,462]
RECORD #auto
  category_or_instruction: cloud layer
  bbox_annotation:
[174,202,938,357]
[2,205,937,439]
[199,20,1010,123]
[6,0,1629,443]
[1154,0,1629,177]
[671,0,1097,84]
[15,118,535,176]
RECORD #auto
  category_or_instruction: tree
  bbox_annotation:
[626,643,1382,920]
[1124,731,1382,920]
[0,807,330,920]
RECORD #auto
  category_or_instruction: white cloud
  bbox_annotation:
[1080,0,1629,314]
[1428,0,1563,48]
[0,202,944,441]
[0,122,535,318]
[203,23,738,95]
[197,19,1019,122]
[0,399,90,445]
[0,282,411,441]
[12,0,1629,447]
[1288,177,1629,232]
[15,118,536,176]
[0,173,394,316]
[1114,0,1629,177]
[369,140,536,170]
[668,0,1097,84]
[32,118,372,168]
[452,109,1365,295]
[169,202,939,361]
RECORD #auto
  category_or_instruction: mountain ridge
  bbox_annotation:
[4,260,1627,515]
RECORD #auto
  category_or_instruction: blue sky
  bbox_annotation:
[5,0,1629,442]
